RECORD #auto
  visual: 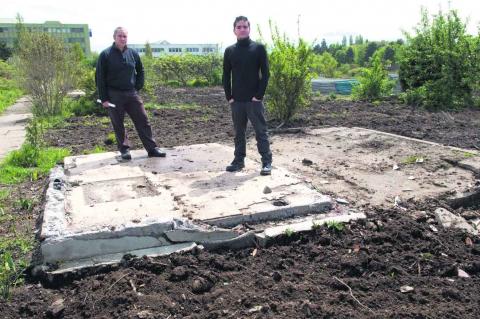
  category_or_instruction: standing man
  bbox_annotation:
[223,16,272,175]
[96,27,165,160]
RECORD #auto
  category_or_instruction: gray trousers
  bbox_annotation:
[108,89,157,153]
[231,101,272,165]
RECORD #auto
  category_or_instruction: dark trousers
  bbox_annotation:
[231,101,272,164]
[108,90,157,152]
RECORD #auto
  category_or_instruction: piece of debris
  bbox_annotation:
[302,158,313,166]
[248,306,263,313]
[465,237,473,247]
[136,310,154,319]
[415,158,424,163]
[393,164,399,170]
[251,248,258,256]
[457,268,470,278]
[434,208,477,235]
[335,198,349,205]
[429,225,438,232]
[263,186,272,194]
[400,285,414,293]
[408,176,416,180]
[47,298,65,318]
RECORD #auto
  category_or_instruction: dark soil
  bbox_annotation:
[1,87,479,318]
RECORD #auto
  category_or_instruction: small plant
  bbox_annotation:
[104,132,116,145]
[284,228,295,237]
[463,152,476,158]
[311,221,322,230]
[325,221,345,232]
[14,198,33,211]
[420,252,433,261]
[401,155,425,165]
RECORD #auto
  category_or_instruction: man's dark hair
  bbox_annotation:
[233,16,250,29]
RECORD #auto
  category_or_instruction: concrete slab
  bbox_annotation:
[256,127,479,208]
[41,143,332,264]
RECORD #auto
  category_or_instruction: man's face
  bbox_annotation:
[114,29,128,48]
[234,20,250,40]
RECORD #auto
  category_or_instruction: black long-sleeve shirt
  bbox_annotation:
[222,38,269,102]
[96,43,144,102]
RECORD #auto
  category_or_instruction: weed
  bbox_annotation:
[284,228,295,237]
[83,145,106,155]
[401,155,425,165]
[326,221,345,232]
[145,102,199,111]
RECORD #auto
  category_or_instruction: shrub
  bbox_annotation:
[14,30,82,116]
[263,21,315,125]
[399,8,480,109]
[352,52,394,101]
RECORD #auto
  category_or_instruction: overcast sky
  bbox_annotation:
[2,0,480,53]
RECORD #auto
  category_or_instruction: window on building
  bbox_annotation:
[153,48,164,53]
[202,47,215,53]
[70,28,84,33]
[169,48,182,52]
[186,47,199,53]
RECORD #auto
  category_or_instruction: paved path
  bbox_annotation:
[0,97,31,161]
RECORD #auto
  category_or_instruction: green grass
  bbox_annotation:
[0,86,23,115]
[0,145,70,184]
[145,102,200,111]
[0,189,34,299]
[401,155,425,165]
[82,145,106,155]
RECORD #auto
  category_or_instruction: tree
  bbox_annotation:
[345,47,355,64]
[399,8,479,108]
[355,35,364,45]
[342,36,347,47]
[334,49,347,64]
[365,41,379,63]
[263,21,315,125]
[312,52,338,78]
[0,42,12,60]
[349,35,354,46]
[144,42,153,59]
[383,46,395,63]
[15,32,81,116]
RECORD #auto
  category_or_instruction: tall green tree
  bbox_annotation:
[399,8,480,108]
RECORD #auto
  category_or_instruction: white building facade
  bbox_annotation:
[129,40,218,57]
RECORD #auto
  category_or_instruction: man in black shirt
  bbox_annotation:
[223,16,272,175]
[96,27,165,160]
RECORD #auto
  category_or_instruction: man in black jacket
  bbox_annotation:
[223,16,272,175]
[96,27,165,160]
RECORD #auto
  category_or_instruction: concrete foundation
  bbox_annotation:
[41,143,333,267]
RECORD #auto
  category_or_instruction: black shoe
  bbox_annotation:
[120,149,131,160]
[260,163,272,176]
[148,147,166,157]
[226,161,245,172]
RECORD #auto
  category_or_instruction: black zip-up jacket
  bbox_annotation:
[96,43,144,102]
[222,38,269,102]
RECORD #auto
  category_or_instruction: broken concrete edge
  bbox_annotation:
[205,197,332,228]
[41,166,68,239]
[40,217,241,263]
[45,242,199,275]
[37,212,366,275]
[255,212,367,247]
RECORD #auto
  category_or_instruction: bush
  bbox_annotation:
[312,52,338,78]
[14,31,82,116]
[352,52,394,101]
[399,8,480,109]
[264,22,315,125]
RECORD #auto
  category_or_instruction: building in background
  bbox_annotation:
[129,40,218,57]
[0,19,91,55]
